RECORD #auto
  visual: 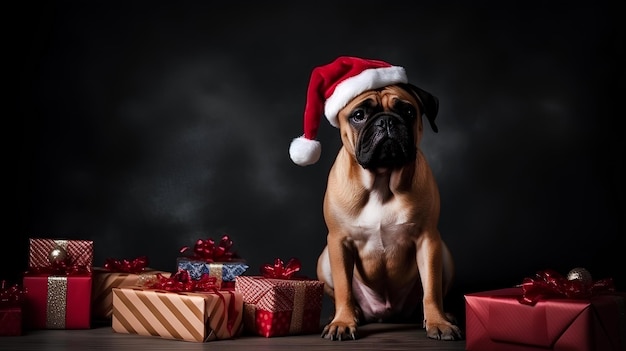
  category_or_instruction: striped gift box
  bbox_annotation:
[28,238,93,268]
[91,269,171,320]
[112,286,243,342]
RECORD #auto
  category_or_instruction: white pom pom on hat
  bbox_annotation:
[289,56,408,166]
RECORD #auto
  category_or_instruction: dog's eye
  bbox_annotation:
[401,104,416,119]
[350,109,366,123]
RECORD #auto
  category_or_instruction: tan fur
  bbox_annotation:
[316,86,462,341]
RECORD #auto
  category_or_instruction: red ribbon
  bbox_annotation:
[104,256,149,273]
[261,258,301,279]
[0,280,25,308]
[25,259,92,276]
[145,270,237,334]
[179,235,237,263]
[519,269,615,305]
[145,270,220,292]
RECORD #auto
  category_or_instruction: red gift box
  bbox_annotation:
[0,307,22,336]
[22,275,92,329]
[235,275,324,337]
[1,281,25,336]
[28,238,93,268]
[465,287,626,351]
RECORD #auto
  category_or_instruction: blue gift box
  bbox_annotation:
[176,258,248,288]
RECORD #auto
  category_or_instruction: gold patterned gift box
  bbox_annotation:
[91,267,171,320]
[235,275,324,337]
[22,238,94,330]
[112,286,243,342]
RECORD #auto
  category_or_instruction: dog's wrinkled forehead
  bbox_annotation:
[340,85,419,115]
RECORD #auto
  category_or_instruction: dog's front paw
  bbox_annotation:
[424,319,463,341]
[321,319,358,341]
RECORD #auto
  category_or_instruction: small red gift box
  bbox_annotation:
[465,287,625,351]
[235,258,324,337]
[0,307,21,336]
[1,281,25,336]
[28,238,93,268]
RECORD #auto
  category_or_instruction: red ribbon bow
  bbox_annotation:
[519,269,615,305]
[104,256,149,273]
[1,280,25,307]
[179,235,237,263]
[26,259,92,276]
[145,270,220,292]
[144,270,237,334]
[261,258,302,279]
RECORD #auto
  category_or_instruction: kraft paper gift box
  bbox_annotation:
[177,235,248,290]
[111,286,243,342]
[91,256,171,320]
[465,274,625,351]
[235,258,324,337]
[1,281,25,336]
[22,238,94,330]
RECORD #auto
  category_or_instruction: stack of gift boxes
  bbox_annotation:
[4,235,624,350]
[1,235,326,343]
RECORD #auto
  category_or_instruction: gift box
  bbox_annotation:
[28,238,93,268]
[177,235,247,289]
[22,274,92,329]
[0,306,21,336]
[465,271,625,351]
[1,281,25,336]
[235,258,324,337]
[91,263,171,320]
[23,238,94,329]
[111,285,243,342]
[176,258,248,289]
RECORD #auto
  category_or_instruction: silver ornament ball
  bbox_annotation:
[567,267,593,286]
[48,246,68,264]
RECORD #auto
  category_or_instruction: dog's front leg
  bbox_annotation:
[321,232,359,341]
[416,232,462,340]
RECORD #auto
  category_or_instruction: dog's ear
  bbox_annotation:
[403,83,439,133]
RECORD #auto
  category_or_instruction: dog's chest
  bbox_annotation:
[349,193,415,251]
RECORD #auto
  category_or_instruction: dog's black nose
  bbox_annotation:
[374,115,397,134]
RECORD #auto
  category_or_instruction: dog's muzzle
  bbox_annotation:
[356,113,416,169]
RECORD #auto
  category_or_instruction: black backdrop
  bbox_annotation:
[6,1,625,322]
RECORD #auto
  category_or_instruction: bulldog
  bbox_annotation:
[289,57,462,341]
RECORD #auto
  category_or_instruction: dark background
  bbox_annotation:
[5,1,624,323]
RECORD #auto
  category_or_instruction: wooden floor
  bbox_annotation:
[0,323,466,351]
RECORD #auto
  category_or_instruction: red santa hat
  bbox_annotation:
[289,56,408,166]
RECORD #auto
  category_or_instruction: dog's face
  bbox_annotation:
[336,84,439,170]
